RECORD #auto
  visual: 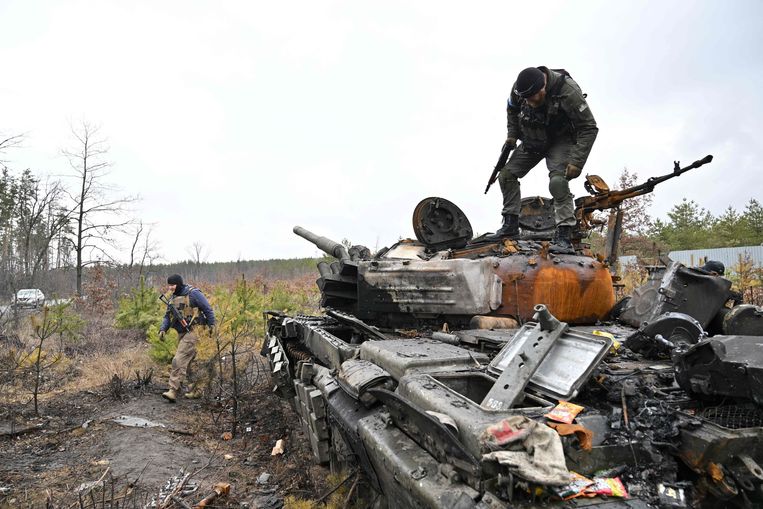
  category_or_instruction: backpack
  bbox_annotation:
[538,67,587,99]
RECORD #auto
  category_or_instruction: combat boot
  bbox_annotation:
[484,214,520,241]
[161,388,177,403]
[184,389,202,399]
[553,225,573,250]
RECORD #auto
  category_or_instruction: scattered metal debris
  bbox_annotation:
[146,470,198,508]
[194,482,230,508]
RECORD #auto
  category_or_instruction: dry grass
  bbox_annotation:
[58,343,158,394]
[284,471,356,509]
[618,262,649,296]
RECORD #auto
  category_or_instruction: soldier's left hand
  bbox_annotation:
[565,164,582,180]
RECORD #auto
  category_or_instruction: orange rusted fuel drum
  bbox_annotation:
[492,253,615,324]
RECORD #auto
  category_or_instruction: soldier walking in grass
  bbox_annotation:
[159,274,216,403]
[486,66,598,248]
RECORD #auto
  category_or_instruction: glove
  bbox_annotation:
[158,330,166,341]
[565,163,582,180]
[506,137,517,149]
[207,324,217,336]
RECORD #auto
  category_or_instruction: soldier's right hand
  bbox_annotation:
[506,137,517,149]
[158,330,166,341]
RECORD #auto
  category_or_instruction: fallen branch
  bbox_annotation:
[0,424,41,438]
[172,494,194,509]
[68,467,110,509]
[167,428,195,436]
[158,472,191,509]
[621,385,630,428]
[312,470,357,508]
[343,473,360,509]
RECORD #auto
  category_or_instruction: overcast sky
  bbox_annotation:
[1,1,761,262]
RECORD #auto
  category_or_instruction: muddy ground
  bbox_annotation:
[0,365,330,508]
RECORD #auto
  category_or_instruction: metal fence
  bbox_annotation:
[667,246,763,269]
[617,247,763,269]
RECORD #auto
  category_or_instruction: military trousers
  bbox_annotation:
[498,140,576,227]
[168,330,199,391]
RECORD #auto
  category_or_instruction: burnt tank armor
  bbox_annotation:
[296,156,715,329]
[263,154,763,508]
[296,196,614,328]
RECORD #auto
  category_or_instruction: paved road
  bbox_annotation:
[0,298,74,317]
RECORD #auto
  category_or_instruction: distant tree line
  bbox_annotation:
[0,256,326,303]
[137,257,329,289]
[650,199,763,251]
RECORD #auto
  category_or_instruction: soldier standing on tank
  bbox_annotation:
[159,274,216,403]
[486,67,598,248]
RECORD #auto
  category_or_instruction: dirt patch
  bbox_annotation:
[0,369,327,507]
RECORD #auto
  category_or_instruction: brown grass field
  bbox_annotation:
[0,276,354,508]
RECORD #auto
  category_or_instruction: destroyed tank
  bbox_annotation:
[264,155,763,508]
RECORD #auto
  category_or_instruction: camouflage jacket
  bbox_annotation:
[507,67,598,168]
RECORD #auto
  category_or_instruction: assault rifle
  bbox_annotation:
[484,141,516,194]
[159,293,192,333]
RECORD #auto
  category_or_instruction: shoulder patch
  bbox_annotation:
[578,103,588,112]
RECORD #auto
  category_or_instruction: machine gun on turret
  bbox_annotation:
[517,155,713,263]
[575,155,713,230]
[577,155,713,265]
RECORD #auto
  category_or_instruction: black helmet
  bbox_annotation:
[700,261,725,276]
[514,67,545,98]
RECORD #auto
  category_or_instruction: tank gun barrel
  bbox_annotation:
[293,226,350,261]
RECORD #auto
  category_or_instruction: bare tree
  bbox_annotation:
[128,220,160,277]
[14,175,71,283]
[0,133,25,171]
[61,121,137,295]
[187,241,209,264]
[186,241,209,280]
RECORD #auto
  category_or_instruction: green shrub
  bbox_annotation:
[47,301,85,346]
[115,277,164,334]
[146,324,178,364]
